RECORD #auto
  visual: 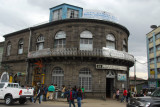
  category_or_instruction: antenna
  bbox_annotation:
[150,25,157,29]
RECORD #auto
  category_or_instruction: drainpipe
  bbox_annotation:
[25,27,32,85]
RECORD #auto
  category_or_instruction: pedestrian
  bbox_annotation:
[139,90,144,97]
[116,89,119,101]
[81,86,85,99]
[121,88,127,103]
[112,87,116,99]
[34,85,44,104]
[65,87,76,107]
[73,85,77,92]
[61,85,66,98]
[126,89,131,103]
[43,85,48,101]
[76,87,83,107]
[48,84,55,100]
[55,84,59,100]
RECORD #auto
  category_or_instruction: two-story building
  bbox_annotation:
[1,3,134,99]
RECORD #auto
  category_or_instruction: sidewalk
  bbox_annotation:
[42,98,127,107]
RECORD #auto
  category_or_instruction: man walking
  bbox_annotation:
[34,85,44,104]
[65,88,76,107]
[121,88,127,103]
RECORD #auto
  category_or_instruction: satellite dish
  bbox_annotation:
[150,25,157,29]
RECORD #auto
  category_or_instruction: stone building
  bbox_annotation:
[1,3,134,99]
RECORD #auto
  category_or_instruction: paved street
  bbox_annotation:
[0,98,126,107]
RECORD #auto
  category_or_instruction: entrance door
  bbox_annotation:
[106,78,114,98]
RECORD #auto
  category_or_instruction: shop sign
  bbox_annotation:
[96,64,127,71]
[117,74,126,81]
[149,81,156,88]
[83,9,118,23]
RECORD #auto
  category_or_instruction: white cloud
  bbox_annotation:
[1,0,159,79]
[129,56,148,79]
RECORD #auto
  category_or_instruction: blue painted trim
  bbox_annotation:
[49,6,63,22]
[153,32,158,87]
[49,4,83,22]
[146,36,150,79]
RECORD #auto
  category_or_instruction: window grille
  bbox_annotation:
[79,68,92,92]
[18,39,23,54]
[53,9,62,21]
[7,42,11,56]
[37,35,44,50]
[54,31,66,49]
[52,67,64,90]
[106,34,115,49]
[80,31,93,50]
[67,9,79,18]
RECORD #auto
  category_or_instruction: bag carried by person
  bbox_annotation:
[70,91,74,101]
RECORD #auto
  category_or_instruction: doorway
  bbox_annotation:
[106,78,114,98]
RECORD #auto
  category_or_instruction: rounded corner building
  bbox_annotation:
[1,3,134,99]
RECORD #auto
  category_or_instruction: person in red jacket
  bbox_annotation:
[121,88,127,103]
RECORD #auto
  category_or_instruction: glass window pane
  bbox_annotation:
[79,68,92,91]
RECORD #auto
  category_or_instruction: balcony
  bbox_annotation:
[28,48,134,63]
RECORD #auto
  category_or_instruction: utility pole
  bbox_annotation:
[134,59,136,94]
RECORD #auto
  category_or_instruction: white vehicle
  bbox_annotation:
[0,82,34,105]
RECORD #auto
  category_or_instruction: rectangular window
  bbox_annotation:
[149,37,153,43]
[79,76,92,92]
[157,57,160,63]
[67,8,79,18]
[54,39,66,49]
[7,45,11,56]
[150,58,154,64]
[149,48,154,53]
[156,45,160,51]
[37,43,44,50]
[18,44,23,54]
[106,41,115,49]
[80,38,93,50]
[53,9,62,21]
[156,33,160,40]
[0,83,5,88]
[52,76,64,90]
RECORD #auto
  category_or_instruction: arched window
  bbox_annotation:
[7,42,11,56]
[36,34,44,50]
[106,34,115,49]
[18,39,23,54]
[52,67,64,89]
[80,31,93,50]
[123,39,127,52]
[54,31,66,49]
[0,72,9,82]
[79,68,92,92]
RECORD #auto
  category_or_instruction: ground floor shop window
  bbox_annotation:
[79,68,92,92]
[52,67,64,89]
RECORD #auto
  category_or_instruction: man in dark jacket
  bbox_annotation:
[34,85,44,104]
[65,88,76,107]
